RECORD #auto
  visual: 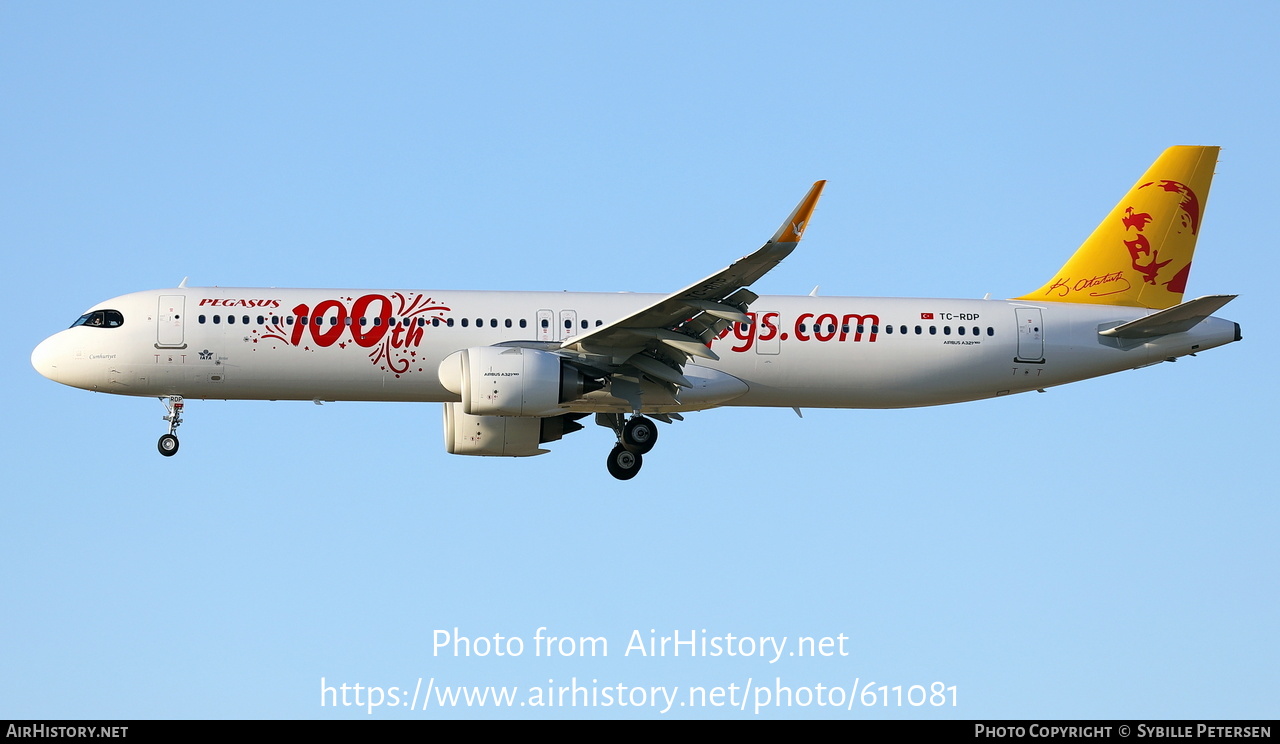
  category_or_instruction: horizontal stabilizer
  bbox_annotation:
[1099,294,1237,339]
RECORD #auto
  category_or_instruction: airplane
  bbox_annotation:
[31,146,1240,480]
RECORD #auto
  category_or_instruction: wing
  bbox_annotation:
[559,180,826,396]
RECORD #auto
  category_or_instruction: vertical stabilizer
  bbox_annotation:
[1017,146,1219,309]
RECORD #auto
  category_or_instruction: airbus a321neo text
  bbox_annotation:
[32,146,1241,479]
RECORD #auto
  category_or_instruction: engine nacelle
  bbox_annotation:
[437,346,599,417]
[442,403,585,457]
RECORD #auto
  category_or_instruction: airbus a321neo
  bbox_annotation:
[32,146,1241,479]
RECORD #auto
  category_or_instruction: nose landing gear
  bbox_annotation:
[157,396,183,457]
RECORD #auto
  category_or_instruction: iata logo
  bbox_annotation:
[1121,179,1201,292]
[252,292,451,377]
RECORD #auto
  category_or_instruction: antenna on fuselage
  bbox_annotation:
[178,277,189,288]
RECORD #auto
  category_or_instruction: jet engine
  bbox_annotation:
[442,403,586,457]
[437,346,602,417]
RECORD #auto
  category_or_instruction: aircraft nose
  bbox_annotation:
[31,334,63,382]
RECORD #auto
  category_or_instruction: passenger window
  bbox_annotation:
[198,315,207,324]
[461,318,469,327]
[491,319,497,328]
[214,315,222,324]
[520,319,528,328]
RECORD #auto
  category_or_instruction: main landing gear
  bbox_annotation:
[599,413,660,480]
[606,445,641,480]
[157,395,183,457]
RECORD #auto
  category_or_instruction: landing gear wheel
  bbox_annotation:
[157,434,180,457]
[622,416,658,455]
[606,444,643,480]
[158,395,185,457]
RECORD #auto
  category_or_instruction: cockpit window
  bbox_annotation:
[70,309,124,329]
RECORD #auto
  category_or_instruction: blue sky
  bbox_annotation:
[2,2,1275,719]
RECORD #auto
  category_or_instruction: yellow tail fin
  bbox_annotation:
[1017,146,1219,309]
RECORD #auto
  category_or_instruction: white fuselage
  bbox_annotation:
[31,287,1240,412]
